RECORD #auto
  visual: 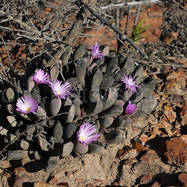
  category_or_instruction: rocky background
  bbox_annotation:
[0,0,186,186]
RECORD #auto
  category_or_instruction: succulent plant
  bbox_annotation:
[0,43,156,163]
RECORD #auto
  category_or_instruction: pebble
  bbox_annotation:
[0,127,8,136]
[20,139,30,150]
[38,136,50,152]
[5,87,15,103]
[8,150,27,160]
[6,115,17,127]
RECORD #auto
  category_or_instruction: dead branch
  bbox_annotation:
[81,1,147,57]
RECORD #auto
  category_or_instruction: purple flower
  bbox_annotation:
[49,80,72,99]
[33,69,49,84]
[121,74,139,93]
[77,122,100,144]
[91,43,103,60]
[125,102,136,114]
[16,95,38,114]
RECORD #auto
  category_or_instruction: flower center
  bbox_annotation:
[80,136,85,141]
[26,106,31,112]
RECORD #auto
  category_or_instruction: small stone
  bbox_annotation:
[8,150,27,160]
[0,127,8,136]
[53,120,63,143]
[178,173,187,186]
[5,87,15,103]
[45,156,58,172]
[6,116,17,127]
[20,140,30,150]
[38,136,50,152]
[63,123,77,139]
[74,142,88,155]
[50,98,62,116]
[88,143,102,154]
[141,80,155,98]
[62,142,74,157]
[164,135,187,166]
[9,134,17,141]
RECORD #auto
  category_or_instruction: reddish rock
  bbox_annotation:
[164,135,187,165]
[178,173,187,187]
[151,181,160,187]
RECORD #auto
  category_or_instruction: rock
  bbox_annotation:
[38,136,50,152]
[5,87,15,103]
[20,140,30,150]
[53,120,63,143]
[178,173,187,187]
[6,115,17,127]
[74,142,88,155]
[62,142,74,157]
[63,123,77,139]
[164,135,187,166]
[50,98,62,116]
[27,76,35,92]
[8,150,27,160]
[118,149,170,186]
[0,127,8,136]
[88,143,102,154]
[45,156,58,172]
[141,80,155,98]
[9,133,17,141]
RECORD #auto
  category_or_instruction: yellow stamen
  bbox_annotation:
[26,107,31,112]
[80,136,85,141]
